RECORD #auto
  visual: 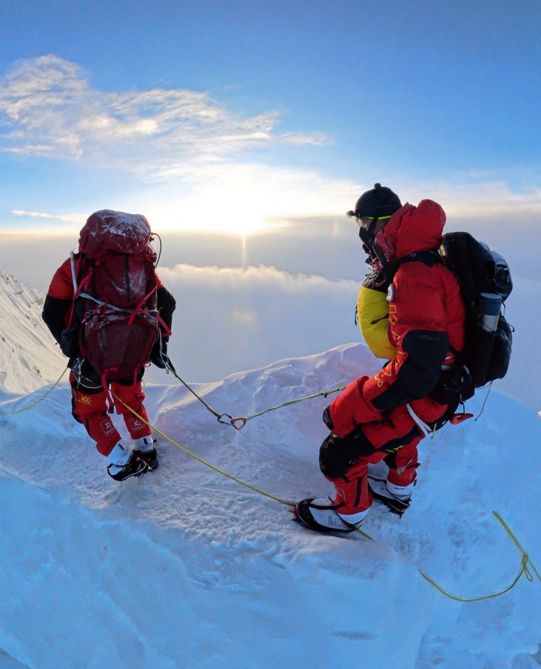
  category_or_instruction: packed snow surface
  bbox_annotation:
[1,334,540,667]
[0,272,65,394]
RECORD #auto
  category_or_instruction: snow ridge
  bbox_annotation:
[0,272,65,394]
[0,278,540,669]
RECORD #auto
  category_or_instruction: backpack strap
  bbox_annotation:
[127,284,159,325]
[394,248,441,269]
[67,253,93,328]
[69,251,78,293]
[379,248,441,285]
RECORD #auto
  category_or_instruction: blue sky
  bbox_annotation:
[0,0,539,410]
[1,0,541,234]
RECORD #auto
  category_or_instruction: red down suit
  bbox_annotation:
[323,200,465,513]
[43,255,175,457]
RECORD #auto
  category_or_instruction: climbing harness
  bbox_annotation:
[406,402,433,438]
[113,392,540,601]
[163,359,345,430]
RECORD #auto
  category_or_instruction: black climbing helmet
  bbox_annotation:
[353,183,402,219]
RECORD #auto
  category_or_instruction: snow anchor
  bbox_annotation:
[0,364,68,415]
[111,392,540,597]
[163,358,344,429]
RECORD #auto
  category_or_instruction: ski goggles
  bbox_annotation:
[356,214,392,230]
[346,212,392,248]
[346,210,392,229]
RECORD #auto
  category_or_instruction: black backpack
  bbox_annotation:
[440,232,513,389]
[399,231,513,407]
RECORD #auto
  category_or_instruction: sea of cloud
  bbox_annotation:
[1,212,539,410]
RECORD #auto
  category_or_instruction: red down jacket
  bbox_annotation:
[329,199,465,437]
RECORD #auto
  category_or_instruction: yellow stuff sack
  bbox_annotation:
[357,285,398,360]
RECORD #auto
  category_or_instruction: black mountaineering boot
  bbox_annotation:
[107,450,148,481]
[367,479,413,516]
[294,498,367,534]
[132,437,158,471]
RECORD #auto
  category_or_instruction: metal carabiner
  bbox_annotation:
[216,414,247,430]
[230,417,247,431]
[217,413,235,426]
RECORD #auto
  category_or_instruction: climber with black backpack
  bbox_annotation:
[295,184,513,533]
[42,210,176,481]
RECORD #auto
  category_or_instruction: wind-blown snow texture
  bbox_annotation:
[0,277,540,668]
[0,273,65,394]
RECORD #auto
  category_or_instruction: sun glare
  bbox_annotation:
[145,191,289,237]
[152,207,270,236]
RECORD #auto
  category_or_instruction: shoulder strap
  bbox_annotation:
[386,248,441,280]
[67,253,92,328]
[69,251,79,293]
[396,248,441,268]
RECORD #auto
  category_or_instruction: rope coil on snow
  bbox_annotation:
[418,512,540,602]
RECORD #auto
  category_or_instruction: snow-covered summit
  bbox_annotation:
[1,332,540,668]
[0,272,65,394]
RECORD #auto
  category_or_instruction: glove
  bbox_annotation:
[322,406,333,430]
[362,267,391,293]
[150,340,173,370]
[59,328,80,358]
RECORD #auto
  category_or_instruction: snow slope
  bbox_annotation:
[0,273,65,394]
[1,335,541,669]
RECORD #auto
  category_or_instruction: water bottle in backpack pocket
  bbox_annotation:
[471,292,502,386]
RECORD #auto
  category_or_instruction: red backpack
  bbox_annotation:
[72,210,161,384]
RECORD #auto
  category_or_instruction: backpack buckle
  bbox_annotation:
[449,412,473,425]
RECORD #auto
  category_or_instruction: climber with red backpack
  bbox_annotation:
[42,210,176,481]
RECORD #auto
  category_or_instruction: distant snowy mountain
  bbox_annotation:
[0,275,540,669]
[0,272,65,394]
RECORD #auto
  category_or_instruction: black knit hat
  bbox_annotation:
[354,183,402,218]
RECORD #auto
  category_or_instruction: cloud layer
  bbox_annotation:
[2,55,541,231]
[136,263,360,385]
[1,222,539,409]
[0,55,326,175]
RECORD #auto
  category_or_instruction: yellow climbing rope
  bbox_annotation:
[4,366,538,601]
[112,391,295,507]
[0,364,68,415]
[113,392,540,597]
[419,511,540,602]
[112,391,375,539]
